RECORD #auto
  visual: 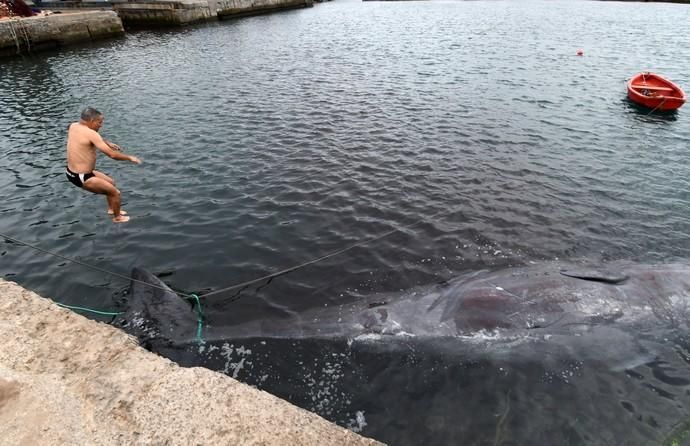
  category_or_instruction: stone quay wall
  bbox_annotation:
[0,0,313,57]
[0,11,124,57]
[0,278,383,445]
[114,0,313,27]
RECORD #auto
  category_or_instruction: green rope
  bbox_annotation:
[185,294,204,344]
[0,232,205,341]
[56,302,124,317]
[58,297,203,343]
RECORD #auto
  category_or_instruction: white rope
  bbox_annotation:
[6,17,31,54]
[6,19,20,54]
[16,17,31,53]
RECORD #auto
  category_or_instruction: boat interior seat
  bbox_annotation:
[630,84,674,92]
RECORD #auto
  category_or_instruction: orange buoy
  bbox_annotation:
[576,49,584,56]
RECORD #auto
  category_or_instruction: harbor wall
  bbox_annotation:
[0,0,313,57]
[0,278,382,445]
[0,11,124,57]
[113,0,312,26]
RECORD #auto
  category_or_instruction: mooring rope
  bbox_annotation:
[199,226,402,298]
[2,204,458,300]
[16,18,31,53]
[1,201,462,343]
[4,15,32,55]
[0,232,205,342]
[6,19,21,54]
[0,232,194,297]
[201,202,466,298]
[188,293,204,343]
[645,97,668,116]
[56,302,123,316]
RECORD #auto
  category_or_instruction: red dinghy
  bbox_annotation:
[627,72,686,111]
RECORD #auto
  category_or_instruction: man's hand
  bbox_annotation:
[129,155,143,165]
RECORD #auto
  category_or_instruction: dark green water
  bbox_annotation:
[1,0,690,444]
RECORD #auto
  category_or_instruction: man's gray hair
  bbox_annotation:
[81,107,103,122]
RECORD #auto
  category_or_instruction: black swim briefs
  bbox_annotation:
[65,167,95,188]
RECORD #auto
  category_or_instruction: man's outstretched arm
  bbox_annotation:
[92,132,142,164]
[104,140,122,151]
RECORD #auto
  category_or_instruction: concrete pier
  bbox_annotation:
[114,0,313,27]
[0,0,312,57]
[0,278,383,445]
[113,0,213,26]
[215,0,313,19]
[0,11,124,57]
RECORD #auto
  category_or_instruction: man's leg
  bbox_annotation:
[92,170,126,216]
[93,170,115,185]
[82,177,130,223]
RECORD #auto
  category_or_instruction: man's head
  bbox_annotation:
[80,107,104,131]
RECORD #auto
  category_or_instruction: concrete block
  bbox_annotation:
[0,11,124,58]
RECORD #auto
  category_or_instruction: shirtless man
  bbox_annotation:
[66,107,142,223]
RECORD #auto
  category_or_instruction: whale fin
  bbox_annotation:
[559,268,628,285]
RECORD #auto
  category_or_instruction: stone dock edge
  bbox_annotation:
[0,278,383,445]
[0,11,125,58]
[0,0,313,58]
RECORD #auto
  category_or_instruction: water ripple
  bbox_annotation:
[1,2,690,440]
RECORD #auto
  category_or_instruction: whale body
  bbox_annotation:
[114,262,690,446]
[117,262,690,344]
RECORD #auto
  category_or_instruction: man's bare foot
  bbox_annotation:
[107,209,128,216]
[112,215,130,223]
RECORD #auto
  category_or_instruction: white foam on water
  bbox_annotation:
[219,343,253,378]
[130,312,159,338]
[302,357,348,418]
[353,333,384,342]
[347,411,368,433]
[457,328,507,342]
